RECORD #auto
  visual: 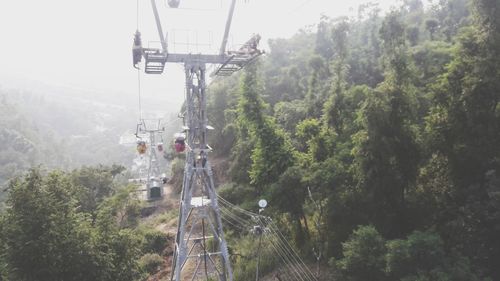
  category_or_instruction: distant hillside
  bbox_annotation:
[0,82,182,206]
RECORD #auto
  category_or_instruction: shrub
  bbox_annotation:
[336,225,387,281]
[142,229,170,255]
[139,253,164,275]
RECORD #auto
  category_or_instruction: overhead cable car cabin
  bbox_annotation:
[148,178,162,199]
[137,140,147,154]
[174,133,186,153]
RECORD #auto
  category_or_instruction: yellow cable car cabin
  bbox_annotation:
[137,140,147,154]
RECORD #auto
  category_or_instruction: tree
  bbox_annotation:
[270,166,309,245]
[350,3,384,87]
[406,25,420,46]
[336,225,386,281]
[237,62,295,190]
[422,0,500,278]
[274,100,307,135]
[315,15,334,60]
[425,19,439,40]
[70,165,121,215]
[353,11,420,237]
[386,231,481,281]
[323,18,350,134]
[432,0,470,41]
[386,231,445,279]
[305,55,330,118]
[1,169,144,281]
[3,170,99,281]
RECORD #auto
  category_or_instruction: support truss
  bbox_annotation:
[171,64,232,281]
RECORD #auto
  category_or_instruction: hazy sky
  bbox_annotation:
[0,0,399,108]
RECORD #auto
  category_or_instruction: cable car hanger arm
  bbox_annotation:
[219,0,237,55]
[151,0,168,53]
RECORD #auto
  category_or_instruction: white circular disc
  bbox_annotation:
[258,199,267,208]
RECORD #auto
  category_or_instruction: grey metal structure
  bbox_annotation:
[136,119,166,200]
[171,63,232,280]
[133,1,262,280]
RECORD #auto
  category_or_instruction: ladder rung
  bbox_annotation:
[187,235,214,241]
[187,252,222,258]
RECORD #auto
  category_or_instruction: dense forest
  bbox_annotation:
[1,0,499,280]
[206,0,500,279]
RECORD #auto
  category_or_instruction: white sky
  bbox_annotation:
[0,0,399,107]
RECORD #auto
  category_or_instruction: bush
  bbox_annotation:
[142,229,170,255]
[386,230,481,281]
[232,236,278,281]
[336,225,387,281]
[170,157,185,193]
[139,253,164,275]
[386,231,446,279]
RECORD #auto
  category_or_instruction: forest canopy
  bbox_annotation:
[208,0,500,279]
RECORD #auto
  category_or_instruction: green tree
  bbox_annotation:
[386,231,481,281]
[406,25,420,46]
[425,0,500,277]
[315,15,334,60]
[425,19,439,40]
[270,166,309,245]
[2,169,144,281]
[349,2,384,87]
[70,165,124,215]
[237,62,295,190]
[354,11,420,237]
[3,170,99,281]
[94,204,143,281]
[336,225,387,281]
[323,18,350,134]
[305,55,330,118]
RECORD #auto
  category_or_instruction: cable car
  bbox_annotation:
[137,140,147,154]
[174,133,186,153]
[167,0,180,8]
[149,178,162,199]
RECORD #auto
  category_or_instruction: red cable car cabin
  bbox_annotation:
[174,134,186,153]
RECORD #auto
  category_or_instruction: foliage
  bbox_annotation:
[0,168,147,281]
[2,170,98,281]
[205,0,499,279]
[237,62,295,190]
[169,157,185,193]
[70,165,124,215]
[139,253,164,275]
[336,227,482,281]
[230,235,278,281]
[141,228,171,255]
[335,225,387,281]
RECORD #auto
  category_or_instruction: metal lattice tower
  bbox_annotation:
[132,1,262,280]
[136,119,166,200]
[171,63,232,280]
